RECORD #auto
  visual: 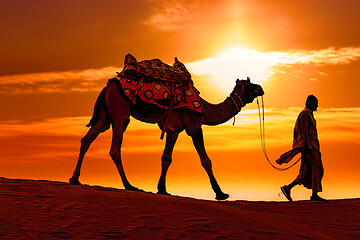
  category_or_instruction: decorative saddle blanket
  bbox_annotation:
[119,53,193,84]
[110,54,202,113]
[109,54,202,113]
[111,76,202,113]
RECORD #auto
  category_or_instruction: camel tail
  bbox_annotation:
[86,86,108,127]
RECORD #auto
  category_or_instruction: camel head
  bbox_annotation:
[231,77,264,105]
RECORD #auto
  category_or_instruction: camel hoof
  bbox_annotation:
[69,177,81,185]
[157,191,171,196]
[215,193,229,201]
[125,186,144,192]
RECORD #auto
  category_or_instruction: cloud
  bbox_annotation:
[316,108,360,142]
[0,67,120,94]
[186,47,360,92]
[144,0,247,31]
[277,47,360,66]
[1,46,360,95]
[144,0,209,31]
[145,2,193,31]
[187,47,284,91]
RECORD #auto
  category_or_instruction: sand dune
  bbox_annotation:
[0,177,358,239]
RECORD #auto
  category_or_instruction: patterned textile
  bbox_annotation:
[119,54,193,84]
[113,76,202,113]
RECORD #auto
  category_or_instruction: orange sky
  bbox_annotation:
[0,0,359,201]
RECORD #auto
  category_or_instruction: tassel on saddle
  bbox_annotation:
[160,82,175,139]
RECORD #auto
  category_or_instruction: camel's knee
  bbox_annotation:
[201,158,212,169]
[80,136,92,150]
[109,147,123,165]
[109,149,120,161]
[161,153,172,166]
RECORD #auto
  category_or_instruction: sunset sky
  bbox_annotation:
[0,0,359,201]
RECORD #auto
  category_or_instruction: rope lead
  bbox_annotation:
[257,96,301,171]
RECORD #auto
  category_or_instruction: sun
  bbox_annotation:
[187,46,283,92]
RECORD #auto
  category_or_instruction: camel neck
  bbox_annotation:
[202,97,240,126]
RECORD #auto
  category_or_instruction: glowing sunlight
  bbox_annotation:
[187,46,360,93]
[187,47,284,92]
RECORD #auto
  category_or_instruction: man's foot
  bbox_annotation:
[281,185,292,202]
[310,195,328,202]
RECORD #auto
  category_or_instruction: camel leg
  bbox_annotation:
[106,82,142,192]
[157,131,180,195]
[70,108,110,185]
[190,128,229,200]
[109,120,142,191]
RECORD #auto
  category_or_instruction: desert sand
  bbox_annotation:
[0,177,359,239]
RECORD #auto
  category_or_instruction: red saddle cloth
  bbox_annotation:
[113,76,203,113]
[111,54,202,113]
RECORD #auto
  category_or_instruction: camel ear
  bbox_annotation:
[236,79,240,85]
[247,77,250,83]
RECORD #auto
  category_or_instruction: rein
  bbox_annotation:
[256,96,301,171]
[230,92,244,125]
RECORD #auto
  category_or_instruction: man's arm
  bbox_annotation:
[300,111,312,150]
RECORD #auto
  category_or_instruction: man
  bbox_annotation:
[277,95,327,202]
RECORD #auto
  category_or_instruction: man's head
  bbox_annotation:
[306,95,318,111]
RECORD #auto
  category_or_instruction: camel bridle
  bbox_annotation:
[230,92,244,112]
[230,81,247,125]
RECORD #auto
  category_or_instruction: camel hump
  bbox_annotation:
[120,54,193,84]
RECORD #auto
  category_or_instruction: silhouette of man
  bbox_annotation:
[277,95,327,202]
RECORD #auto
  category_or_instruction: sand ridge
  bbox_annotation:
[0,177,359,239]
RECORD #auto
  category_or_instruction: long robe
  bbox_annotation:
[276,108,324,193]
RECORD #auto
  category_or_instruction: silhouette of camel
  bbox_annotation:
[69,77,264,200]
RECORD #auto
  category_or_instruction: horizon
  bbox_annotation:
[0,0,359,201]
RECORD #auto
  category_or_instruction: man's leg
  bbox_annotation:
[309,150,327,202]
[281,151,306,202]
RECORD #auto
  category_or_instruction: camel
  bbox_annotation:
[69,77,264,200]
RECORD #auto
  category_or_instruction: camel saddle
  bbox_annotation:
[113,54,200,139]
[118,54,193,85]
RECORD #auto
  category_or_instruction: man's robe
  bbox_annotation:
[276,108,324,193]
[276,108,320,164]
